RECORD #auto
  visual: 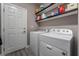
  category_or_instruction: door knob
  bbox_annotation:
[23,31,26,33]
[24,31,26,32]
[24,28,26,29]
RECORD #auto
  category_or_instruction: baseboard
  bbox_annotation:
[0,45,5,56]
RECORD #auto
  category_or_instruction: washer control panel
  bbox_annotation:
[49,29,73,35]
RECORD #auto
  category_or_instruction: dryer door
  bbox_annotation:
[39,41,67,56]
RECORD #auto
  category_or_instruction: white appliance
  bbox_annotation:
[30,31,46,56]
[39,29,73,56]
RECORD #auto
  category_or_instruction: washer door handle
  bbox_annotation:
[62,52,66,56]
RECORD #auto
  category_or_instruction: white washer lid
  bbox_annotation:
[40,29,73,41]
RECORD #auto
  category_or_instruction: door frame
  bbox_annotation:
[77,3,79,56]
[1,3,5,56]
[1,3,27,55]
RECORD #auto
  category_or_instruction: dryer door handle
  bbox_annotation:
[46,44,52,50]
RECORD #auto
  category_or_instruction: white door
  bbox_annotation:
[3,4,27,54]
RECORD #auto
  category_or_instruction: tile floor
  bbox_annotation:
[6,48,34,56]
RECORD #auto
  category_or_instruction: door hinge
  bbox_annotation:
[3,8,5,12]
[3,28,5,32]
[3,48,5,52]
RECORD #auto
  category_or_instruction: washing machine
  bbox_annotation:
[39,29,74,56]
[30,31,46,56]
